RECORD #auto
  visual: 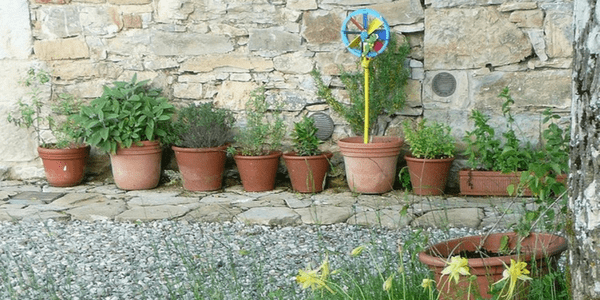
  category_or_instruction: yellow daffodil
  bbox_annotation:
[351,245,365,257]
[296,257,335,294]
[441,256,470,285]
[383,274,394,292]
[421,278,435,289]
[494,259,532,299]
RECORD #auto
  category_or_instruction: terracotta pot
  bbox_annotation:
[234,151,282,192]
[38,145,90,187]
[459,169,568,196]
[283,152,333,193]
[405,155,454,196]
[110,140,162,190]
[172,144,228,192]
[418,232,567,299]
[337,136,403,194]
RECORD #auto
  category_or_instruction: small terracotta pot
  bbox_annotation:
[283,152,333,193]
[418,232,568,299]
[38,145,90,187]
[234,151,282,192]
[110,140,162,190]
[172,144,228,191]
[337,136,403,194]
[405,155,454,195]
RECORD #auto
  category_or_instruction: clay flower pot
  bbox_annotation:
[38,145,90,187]
[459,169,568,196]
[110,140,162,190]
[172,144,228,192]
[283,151,333,193]
[337,136,403,194]
[405,155,454,196]
[418,232,568,299]
[234,151,282,192]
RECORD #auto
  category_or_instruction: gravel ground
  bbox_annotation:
[0,220,486,300]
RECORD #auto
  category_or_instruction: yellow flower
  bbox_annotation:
[494,259,532,299]
[441,256,470,285]
[383,274,394,292]
[351,245,365,257]
[296,257,335,294]
[421,278,435,289]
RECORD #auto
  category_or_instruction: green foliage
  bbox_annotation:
[170,103,234,148]
[311,36,410,135]
[291,116,322,156]
[463,87,534,173]
[232,87,285,156]
[71,74,175,154]
[402,119,455,159]
[7,68,85,149]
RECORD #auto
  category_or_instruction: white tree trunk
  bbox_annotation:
[570,0,600,299]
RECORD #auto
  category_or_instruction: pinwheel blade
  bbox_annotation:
[367,18,383,34]
[349,36,361,49]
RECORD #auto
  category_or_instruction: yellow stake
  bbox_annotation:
[362,57,371,144]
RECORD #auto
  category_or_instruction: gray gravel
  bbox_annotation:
[0,219,484,300]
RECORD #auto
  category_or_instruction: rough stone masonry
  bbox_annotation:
[0,0,573,184]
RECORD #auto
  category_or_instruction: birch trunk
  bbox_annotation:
[570,0,600,299]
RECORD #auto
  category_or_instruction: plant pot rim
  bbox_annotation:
[282,151,333,159]
[405,154,455,162]
[338,136,403,146]
[234,150,282,159]
[419,232,568,268]
[172,143,229,152]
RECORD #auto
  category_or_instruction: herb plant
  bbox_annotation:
[232,87,285,156]
[7,68,85,149]
[291,116,322,156]
[311,36,410,136]
[170,103,234,148]
[72,74,175,154]
[402,119,455,159]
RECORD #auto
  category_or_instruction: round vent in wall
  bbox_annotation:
[310,112,334,141]
[432,72,456,97]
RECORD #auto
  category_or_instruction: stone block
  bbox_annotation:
[422,70,470,110]
[249,28,303,57]
[108,0,151,4]
[81,6,122,35]
[181,54,274,73]
[302,11,342,45]
[499,2,538,12]
[286,0,317,10]
[525,29,548,61]
[371,0,424,25]
[156,0,194,22]
[151,31,233,56]
[273,51,314,74]
[173,83,203,99]
[0,0,33,59]
[424,7,531,70]
[213,81,259,111]
[314,51,358,76]
[508,9,543,28]
[544,11,573,58]
[38,6,82,39]
[236,207,302,226]
[36,0,71,3]
[34,38,90,60]
[50,60,97,80]
[322,0,391,4]
[106,30,151,56]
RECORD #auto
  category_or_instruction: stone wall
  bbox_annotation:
[0,0,573,184]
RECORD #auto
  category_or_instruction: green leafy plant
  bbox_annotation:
[402,119,455,159]
[291,116,322,156]
[72,74,175,154]
[231,87,285,156]
[170,103,234,148]
[311,36,410,136]
[7,68,85,149]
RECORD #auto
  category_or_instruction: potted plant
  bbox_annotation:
[460,87,568,196]
[7,68,90,187]
[402,119,455,196]
[71,74,175,190]
[283,116,333,193]
[229,87,285,192]
[311,36,409,194]
[170,103,234,191]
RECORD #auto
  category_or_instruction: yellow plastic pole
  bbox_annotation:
[362,57,371,144]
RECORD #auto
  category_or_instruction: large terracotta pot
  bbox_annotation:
[234,151,282,192]
[172,144,228,192]
[418,232,567,299]
[283,152,333,193]
[110,140,162,190]
[38,145,90,187]
[337,136,403,194]
[405,155,454,196]
[459,169,568,196]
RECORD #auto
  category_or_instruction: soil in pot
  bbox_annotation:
[38,145,90,187]
[337,136,403,194]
